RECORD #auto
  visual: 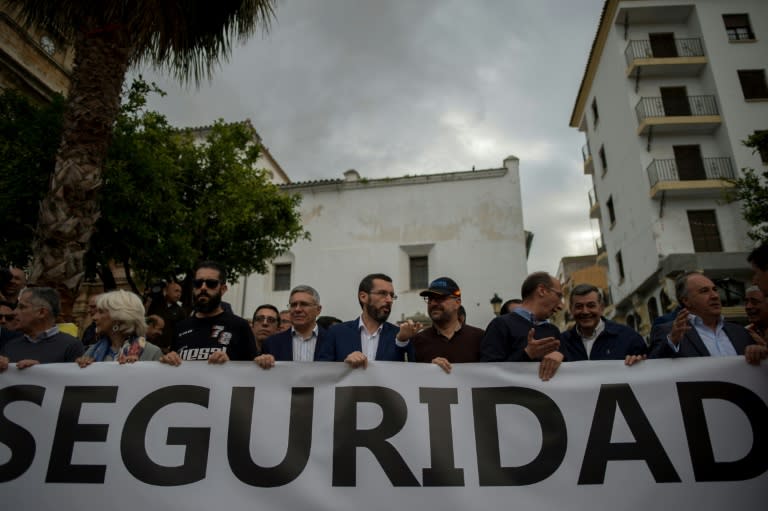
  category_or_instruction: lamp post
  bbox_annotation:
[490,293,502,316]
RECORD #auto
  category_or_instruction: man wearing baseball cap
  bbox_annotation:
[413,277,484,373]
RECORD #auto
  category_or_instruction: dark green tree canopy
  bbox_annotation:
[0,80,306,289]
[729,131,768,244]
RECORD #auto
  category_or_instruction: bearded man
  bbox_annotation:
[413,277,484,373]
[318,273,420,367]
[160,261,257,365]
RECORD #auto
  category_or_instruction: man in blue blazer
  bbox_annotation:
[559,284,647,363]
[649,272,765,364]
[254,285,329,369]
[317,273,419,367]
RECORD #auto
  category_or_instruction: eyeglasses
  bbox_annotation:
[0,314,16,321]
[545,287,564,300]
[253,315,278,324]
[423,295,457,303]
[369,290,398,300]
[288,301,316,309]
[193,278,221,289]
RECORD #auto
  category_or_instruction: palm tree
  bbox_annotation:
[7,0,276,317]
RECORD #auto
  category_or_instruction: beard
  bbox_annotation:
[194,290,223,313]
[365,301,391,323]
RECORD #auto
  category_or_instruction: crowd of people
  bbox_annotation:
[1,243,767,375]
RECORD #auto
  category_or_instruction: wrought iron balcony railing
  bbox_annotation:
[624,38,704,67]
[635,95,719,123]
[646,157,735,187]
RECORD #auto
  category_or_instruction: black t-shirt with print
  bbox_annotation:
[172,311,257,361]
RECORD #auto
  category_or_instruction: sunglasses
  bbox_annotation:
[193,278,221,289]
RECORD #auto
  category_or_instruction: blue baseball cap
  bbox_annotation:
[420,277,461,297]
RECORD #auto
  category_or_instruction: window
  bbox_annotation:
[606,196,616,226]
[615,251,625,282]
[409,256,428,290]
[723,14,754,41]
[687,210,723,252]
[591,98,599,128]
[273,263,291,291]
[737,70,768,100]
[598,145,607,175]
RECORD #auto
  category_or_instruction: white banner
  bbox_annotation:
[1,358,765,510]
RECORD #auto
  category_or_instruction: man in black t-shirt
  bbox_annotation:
[160,261,257,365]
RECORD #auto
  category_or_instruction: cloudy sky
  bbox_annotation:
[136,0,605,275]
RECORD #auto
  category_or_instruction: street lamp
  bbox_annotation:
[490,293,502,316]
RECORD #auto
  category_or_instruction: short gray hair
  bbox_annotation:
[97,290,147,337]
[746,285,764,296]
[674,271,704,304]
[290,285,320,305]
[23,287,60,319]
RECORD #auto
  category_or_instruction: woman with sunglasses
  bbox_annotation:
[76,290,162,367]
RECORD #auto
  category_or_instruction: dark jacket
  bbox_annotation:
[560,318,647,361]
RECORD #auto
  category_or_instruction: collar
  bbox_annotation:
[513,307,549,326]
[291,324,319,340]
[357,316,383,336]
[576,318,605,342]
[24,325,60,344]
[689,313,724,329]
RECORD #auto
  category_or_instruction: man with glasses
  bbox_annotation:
[0,287,84,371]
[318,273,420,367]
[254,287,329,369]
[251,304,281,352]
[413,277,484,373]
[160,261,257,365]
[480,271,563,380]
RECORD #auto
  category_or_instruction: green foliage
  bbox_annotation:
[729,131,768,243]
[2,79,306,285]
[0,91,64,265]
[87,78,306,284]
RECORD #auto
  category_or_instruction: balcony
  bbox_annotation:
[582,144,594,175]
[625,38,707,78]
[588,188,600,219]
[646,157,736,198]
[595,236,607,264]
[635,95,721,135]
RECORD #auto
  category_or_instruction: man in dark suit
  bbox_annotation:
[650,271,765,364]
[317,273,419,367]
[254,286,328,369]
[560,284,647,363]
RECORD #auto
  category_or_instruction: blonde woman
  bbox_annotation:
[76,290,162,366]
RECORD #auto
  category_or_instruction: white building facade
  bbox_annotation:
[570,0,767,333]
[227,156,529,329]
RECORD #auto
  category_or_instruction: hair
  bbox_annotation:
[23,287,61,319]
[317,316,343,329]
[748,243,768,271]
[520,272,554,300]
[194,260,227,285]
[457,305,466,320]
[145,314,164,327]
[746,285,764,296]
[674,271,704,304]
[97,290,147,337]
[358,273,392,308]
[253,304,280,324]
[501,298,522,313]
[0,299,16,310]
[290,285,321,305]
[569,283,603,306]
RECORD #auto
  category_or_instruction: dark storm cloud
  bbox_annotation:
[136,0,606,273]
